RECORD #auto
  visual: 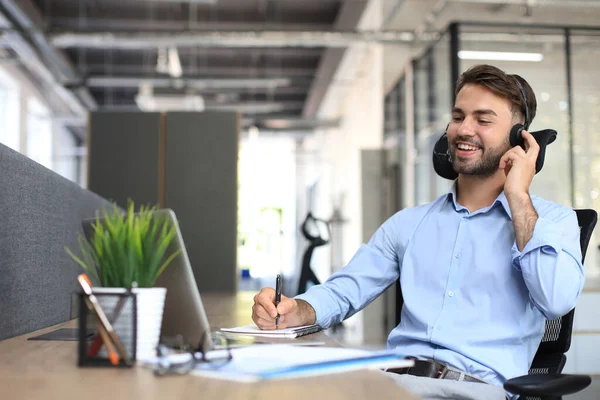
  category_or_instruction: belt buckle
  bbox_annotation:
[437,364,449,379]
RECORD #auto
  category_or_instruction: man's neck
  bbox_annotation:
[456,172,505,213]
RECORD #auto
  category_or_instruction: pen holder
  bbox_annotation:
[78,291,137,367]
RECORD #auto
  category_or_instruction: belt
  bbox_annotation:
[387,358,488,385]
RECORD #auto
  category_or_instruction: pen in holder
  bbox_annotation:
[78,290,137,367]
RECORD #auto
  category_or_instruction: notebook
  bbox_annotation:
[220,323,322,338]
[190,344,413,382]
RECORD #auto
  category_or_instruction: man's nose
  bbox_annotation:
[457,117,476,136]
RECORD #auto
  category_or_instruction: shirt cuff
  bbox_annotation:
[295,286,338,328]
[512,216,563,263]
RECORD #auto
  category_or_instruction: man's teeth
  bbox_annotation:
[457,144,478,151]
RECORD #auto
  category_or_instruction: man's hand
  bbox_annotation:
[499,130,539,251]
[499,130,539,197]
[252,288,316,330]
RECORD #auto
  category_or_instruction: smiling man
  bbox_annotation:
[251,65,584,400]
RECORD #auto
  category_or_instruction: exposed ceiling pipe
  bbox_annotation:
[414,0,448,40]
[382,0,406,29]
[0,30,86,116]
[50,30,419,49]
[0,0,96,112]
[86,76,294,89]
[449,0,600,7]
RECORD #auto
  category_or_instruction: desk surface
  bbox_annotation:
[0,291,416,400]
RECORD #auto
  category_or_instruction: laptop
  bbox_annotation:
[82,208,213,354]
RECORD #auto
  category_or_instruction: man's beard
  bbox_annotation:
[449,135,510,178]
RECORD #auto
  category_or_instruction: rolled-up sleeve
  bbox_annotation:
[295,218,401,328]
[512,211,584,320]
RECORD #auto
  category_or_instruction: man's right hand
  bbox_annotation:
[252,287,316,330]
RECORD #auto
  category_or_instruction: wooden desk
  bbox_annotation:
[0,292,417,400]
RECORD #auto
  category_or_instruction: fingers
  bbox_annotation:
[521,130,540,158]
[254,288,277,317]
[252,288,297,330]
[276,297,296,315]
[499,148,522,170]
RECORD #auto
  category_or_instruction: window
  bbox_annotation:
[0,68,20,151]
[26,96,52,169]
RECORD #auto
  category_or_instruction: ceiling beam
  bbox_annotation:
[302,0,368,118]
[85,76,296,89]
[50,30,416,49]
[77,64,317,78]
[47,19,335,33]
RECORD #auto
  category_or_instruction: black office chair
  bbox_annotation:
[503,208,597,400]
[296,212,330,295]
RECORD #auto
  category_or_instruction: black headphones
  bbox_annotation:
[432,76,557,180]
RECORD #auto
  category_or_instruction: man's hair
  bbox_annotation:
[455,64,537,127]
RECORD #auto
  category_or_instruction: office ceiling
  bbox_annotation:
[1,0,600,135]
[0,0,375,133]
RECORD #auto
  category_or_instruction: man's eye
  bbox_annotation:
[479,120,490,124]
[452,116,463,121]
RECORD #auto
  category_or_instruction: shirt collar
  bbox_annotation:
[446,181,512,220]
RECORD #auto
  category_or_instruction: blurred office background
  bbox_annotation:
[0,1,599,396]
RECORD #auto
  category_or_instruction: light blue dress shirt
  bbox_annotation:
[296,187,584,389]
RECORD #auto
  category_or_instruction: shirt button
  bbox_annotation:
[448,291,454,297]
[455,253,461,258]
[437,326,442,330]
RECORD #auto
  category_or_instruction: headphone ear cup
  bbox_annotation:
[432,133,458,180]
[509,124,525,148]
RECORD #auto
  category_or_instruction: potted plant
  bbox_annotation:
[66,200,181,361]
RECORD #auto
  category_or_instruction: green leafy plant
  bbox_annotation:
[66,201,181,288]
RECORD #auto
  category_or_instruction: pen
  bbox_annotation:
[275,274,282,329]
[88,281,137,358]
[77,274,131,366]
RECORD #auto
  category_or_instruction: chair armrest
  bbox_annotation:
[504,373,591,397]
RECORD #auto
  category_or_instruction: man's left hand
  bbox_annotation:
[499,130,539,197]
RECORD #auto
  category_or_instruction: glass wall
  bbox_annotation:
[571,30,600,279]
[385,23,600,280]
[384,76,406,142]
[413,33,454,206]
[459,26,570,207]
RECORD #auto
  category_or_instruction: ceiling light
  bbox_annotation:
[168,47,182,78]
[156,47,183,78]
[156,47,168,74]
[458,51,544,62]
[135,82,204,112]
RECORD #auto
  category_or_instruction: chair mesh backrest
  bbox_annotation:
[529,209,598,372]
[541,318,562,343]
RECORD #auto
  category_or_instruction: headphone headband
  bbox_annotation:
[513,76,530,130]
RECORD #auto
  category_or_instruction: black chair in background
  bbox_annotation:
[296,213,330,295]
[504,208,597,400]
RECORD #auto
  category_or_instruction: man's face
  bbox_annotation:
[447,83,514,177]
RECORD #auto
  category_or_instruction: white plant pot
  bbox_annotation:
[93,287,166,362]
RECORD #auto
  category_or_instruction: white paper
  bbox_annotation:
[190,344,412,382]
[220,324,317,338]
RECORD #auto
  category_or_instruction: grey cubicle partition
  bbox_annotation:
[0,143,113,340]
[165,112,239,294]
[88,111,239,293]
[88,112,161,207]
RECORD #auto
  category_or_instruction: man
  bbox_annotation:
[251,65,583,400]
